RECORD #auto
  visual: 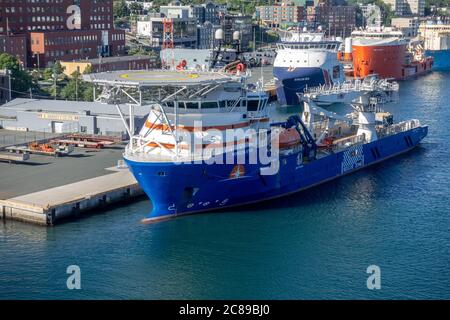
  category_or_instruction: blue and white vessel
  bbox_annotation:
[274,30,345,106]
[85,69,428,223]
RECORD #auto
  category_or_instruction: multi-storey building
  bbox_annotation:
[382,0,425,17]
[391,16,420,37]
[315,1,356,37]
[0,34,27,66]
[405,0,425,16]
[0,0,124,68]
[0,0,114,33]
[205,2,223,25]
[197,21,220,49]
[160,1,223,25]
[30,29,125,68]
[257,2,307,28]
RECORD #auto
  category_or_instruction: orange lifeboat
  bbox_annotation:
[317,136,334,149]
[277,128,302,149]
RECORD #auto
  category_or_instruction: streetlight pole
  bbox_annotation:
[53,73,57,100]
[34,52,40,70]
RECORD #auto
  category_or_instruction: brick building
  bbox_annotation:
[0,34,27,66]
[315,1,356,37]
[30,29,125,68]
[0,0,125,68]
[257,3,307,28]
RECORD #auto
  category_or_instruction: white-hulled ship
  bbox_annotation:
[273,29,345,106]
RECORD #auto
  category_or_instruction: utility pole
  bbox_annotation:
[7,69,12,102]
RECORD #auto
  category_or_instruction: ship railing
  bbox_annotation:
[303,79,399,98]
[304,80,364,96]
[332,134,366,152]
[378,120,421,138]
[124,144,253,163]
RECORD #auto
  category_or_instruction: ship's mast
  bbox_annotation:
[162,18,175,70]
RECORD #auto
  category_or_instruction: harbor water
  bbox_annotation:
[1,70,450,299]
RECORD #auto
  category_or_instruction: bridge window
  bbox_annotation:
[185,102,199,109]
[201,102,218,109]
[247,100,260,112]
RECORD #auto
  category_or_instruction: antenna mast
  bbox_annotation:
[162,18,175,70]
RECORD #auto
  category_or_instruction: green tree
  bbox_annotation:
[114,0,131,19]
[52,61,65,78]
[83,65,93,75]
[0,53,33,96]
[60,70,94,102]
[43,68,54,81]
[129,2,144,14]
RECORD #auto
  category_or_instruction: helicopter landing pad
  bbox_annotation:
[83,69,234,87]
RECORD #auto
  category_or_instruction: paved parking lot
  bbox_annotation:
[0,145,126,199]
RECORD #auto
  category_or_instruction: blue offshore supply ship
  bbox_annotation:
[84,70,427,223]
[273,30,345,106]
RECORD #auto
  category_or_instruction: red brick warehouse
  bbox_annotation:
[0,0,125,68]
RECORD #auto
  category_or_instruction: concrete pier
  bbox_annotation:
[0,170,143,226]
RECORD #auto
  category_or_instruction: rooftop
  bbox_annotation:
[62,55,156,64]
[0,98,150,117]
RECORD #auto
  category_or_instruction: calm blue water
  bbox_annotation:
[1,71,450,300]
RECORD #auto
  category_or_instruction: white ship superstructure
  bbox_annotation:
[273,30,345,106]
[419,21,450,69]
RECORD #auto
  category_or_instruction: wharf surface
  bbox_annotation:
[0,169,143,226]
[0,135,145,226]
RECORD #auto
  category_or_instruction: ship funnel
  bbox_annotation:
[344,37,353,61]
[215,28,224,41]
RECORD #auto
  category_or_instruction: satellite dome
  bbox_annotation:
[233,31,240,41]
[215,29,224,40]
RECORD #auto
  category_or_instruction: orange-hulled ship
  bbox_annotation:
[352,28,433,80]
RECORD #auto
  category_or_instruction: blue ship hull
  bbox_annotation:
[274,67,327,106]
[425,50,450,70]
[125,126,428,222]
